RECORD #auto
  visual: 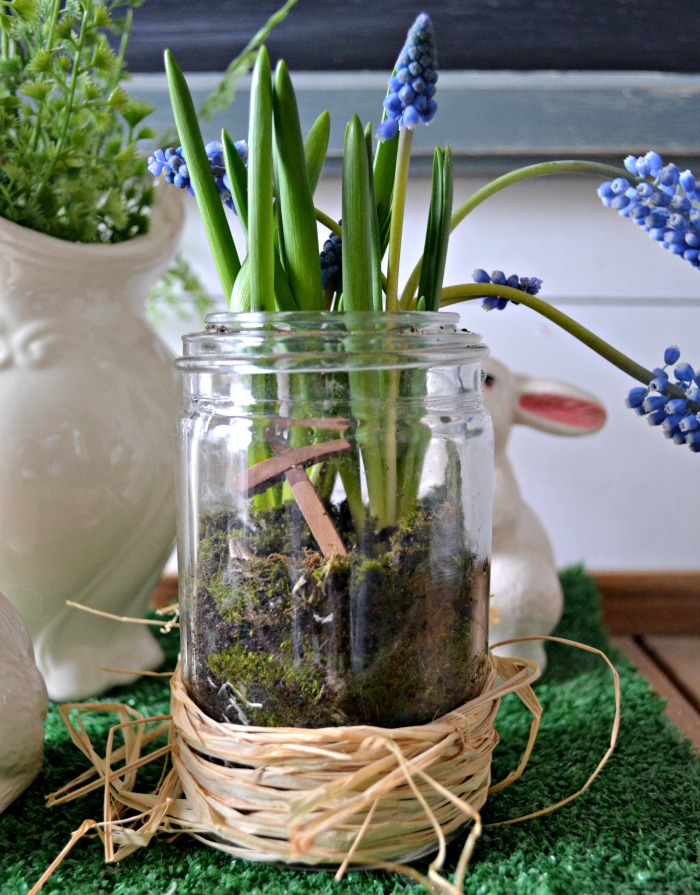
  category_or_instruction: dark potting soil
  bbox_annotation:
[184,493,490,728]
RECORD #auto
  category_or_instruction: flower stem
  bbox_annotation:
[385,128,414,311]
[383,370,399,525]
[315,207,342,237]
[454,159,631,229]
[336,452,366,535]
[400,159,632,308]
[443,283,658,384]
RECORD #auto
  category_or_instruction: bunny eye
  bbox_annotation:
[483,373,496,388]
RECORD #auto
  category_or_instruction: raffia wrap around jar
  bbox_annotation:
[168,656,513,871]
[161,656,541,893]
[34,637,619,895]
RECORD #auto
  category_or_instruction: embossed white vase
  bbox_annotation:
[0,186,184,701]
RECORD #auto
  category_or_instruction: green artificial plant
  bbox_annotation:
[0,0,159,243]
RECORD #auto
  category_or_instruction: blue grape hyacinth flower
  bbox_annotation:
[148,139,248,211]
[320,230,342,292]
[598,151,700,270]
[472,268,543,311]
[376,13,438,141]
[148,146,188,186]
[626,345,700,451]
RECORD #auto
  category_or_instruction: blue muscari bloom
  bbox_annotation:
[643,392,666,413]
[679,414,700,432]
[600,151,700,271]
[662,413,684,438]
[680,170,697,193]
[320,230,342,291]
[624,151,663,178]
[647,407,667,426]
[666,398,688,416]
[664,345,681,365]
[376,13,438,141]
[148,146,186,183]
[610,177,630,195]
[472,268,543,311]
[649,373,669,392]
[597,182,615,204]
[626,345,700,450]
[625,386,647,409]
[148,140,248,211]
[675,361,695,381]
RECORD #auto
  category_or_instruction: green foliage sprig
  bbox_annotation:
[0,0,155,243]
[196,0,300,127]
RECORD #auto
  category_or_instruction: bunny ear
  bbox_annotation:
[514,376,607,436]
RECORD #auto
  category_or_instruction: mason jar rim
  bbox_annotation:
[176,311,489,374]
[204,310,458,330]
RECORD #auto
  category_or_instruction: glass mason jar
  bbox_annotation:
[175,312,493,728]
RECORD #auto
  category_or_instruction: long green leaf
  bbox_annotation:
[373,106,399,255]
[436,146,454,308]
[272,60,324,311]
[304,110,331,195]
[418,147,443,310]
[365,122,384,311]
[229,244,298,313]
[230,246,298,312]
[341,115,375,312]
[273,245,298,311]
[222,128,248,234]
[225,125,297,311]
[231,258,251,311]
[247,46,275,312]
[419,146,453,312]
[164,50,240,302]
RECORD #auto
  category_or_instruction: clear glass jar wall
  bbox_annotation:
[175,312,493,728]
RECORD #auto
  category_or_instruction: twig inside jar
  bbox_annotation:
[234,422,350,556]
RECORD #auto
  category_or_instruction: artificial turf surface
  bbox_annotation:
[1,566,698,895]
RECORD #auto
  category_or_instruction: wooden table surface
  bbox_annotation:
[595,571,700,751]
[153,570,700,751]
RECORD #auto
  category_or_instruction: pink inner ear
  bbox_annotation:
[519,393,606,430]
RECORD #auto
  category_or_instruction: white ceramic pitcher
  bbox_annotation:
[0,185,184,700]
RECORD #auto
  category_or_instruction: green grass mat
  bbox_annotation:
[1,566,698,895]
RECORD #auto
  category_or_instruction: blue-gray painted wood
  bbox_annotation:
[132,71,700,174]
[123,0,699,74]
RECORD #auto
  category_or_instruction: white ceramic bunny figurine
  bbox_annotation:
[0,590,48,813]
[482,358,607,669]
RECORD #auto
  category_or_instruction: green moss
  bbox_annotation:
[208,637,331,727]
[188,493,489,728]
